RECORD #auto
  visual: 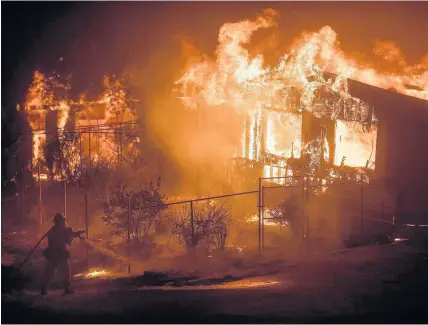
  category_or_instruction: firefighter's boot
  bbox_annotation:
[64,286,74,295]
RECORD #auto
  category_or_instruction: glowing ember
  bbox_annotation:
[86,269,108,278]
[32,173,49,181]
[75,269,110,279]
[247,212,282,227]
[219,279,280,289]
[225,244,245,253]
[394,238,407,242]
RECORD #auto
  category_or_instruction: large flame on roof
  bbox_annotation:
[175,9,427,178]
[176,9,427,108]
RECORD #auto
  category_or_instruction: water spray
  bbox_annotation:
[82,238,131,264]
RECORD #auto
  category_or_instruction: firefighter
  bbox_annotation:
[41,213,85,295]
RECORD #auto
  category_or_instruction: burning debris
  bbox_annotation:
[74,268,111,279]
[247,213,281,227]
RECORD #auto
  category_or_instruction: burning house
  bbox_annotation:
[175,9,428,240]
[231,75,378,181]
[22,72,139,182]
[233,78,428,242]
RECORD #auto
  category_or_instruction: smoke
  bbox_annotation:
[373,40,407,67]
[120,34,245,195]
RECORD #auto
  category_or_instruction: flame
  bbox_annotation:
[57,102,70,129]
[85,269,108,278]
[32,173,49,181]
[225,244,244,253]
[321,178,327,193]
[334,121,377,169]
[218,278,279,289]
[246,212,282,227]
[32,132,45,166]
[176,9,427,185]
[394,237,407,242]
[74,269,111,279]
[264,112,302,159]
[323,136,329,162]
[23,71,137,180]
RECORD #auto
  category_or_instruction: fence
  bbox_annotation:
[260,176,397,251]
[258,175,304,253]
[13,172,398,274]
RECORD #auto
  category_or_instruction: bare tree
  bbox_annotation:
[209,202,232,249]
[102,75,136,122]
[54,132,86,183]
[171,201,231,252]
[102,179,167,248]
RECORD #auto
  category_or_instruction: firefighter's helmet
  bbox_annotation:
[53,213,66,224]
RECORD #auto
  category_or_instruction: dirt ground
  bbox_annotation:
[2,230,428,324]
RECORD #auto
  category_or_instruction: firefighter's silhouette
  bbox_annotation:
[41,213,85,295]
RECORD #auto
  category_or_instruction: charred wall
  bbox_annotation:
[348,80,428,221]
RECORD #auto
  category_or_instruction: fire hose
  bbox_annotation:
[18,229,86,270]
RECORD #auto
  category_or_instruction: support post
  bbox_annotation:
[360,176,364,244]
[291,141,294,159]
[88,127,92,170]
[128,196,131,273]
[117,131,120,167]
[38,164,42,229]
[258,177,262,255]
[190,201,195,251]
[85,192,89,271]
[64,181,67,217]
[97,124,100,155]
[79,132,83,166]
[302,176,305,240]
[20,166,24,221]
[30,136,34,177]
[261,185,265,250]
[306,176,310,239]
[119,124,123,168]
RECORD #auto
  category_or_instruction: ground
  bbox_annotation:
[2,229,428,324]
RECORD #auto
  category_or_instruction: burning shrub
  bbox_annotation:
[101,75,136,121]
[53,133,86,183]
[102,179,167,254]
[171,201,232,252]
[269,195,304,237]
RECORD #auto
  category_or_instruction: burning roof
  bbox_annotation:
[174,9,427,181]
